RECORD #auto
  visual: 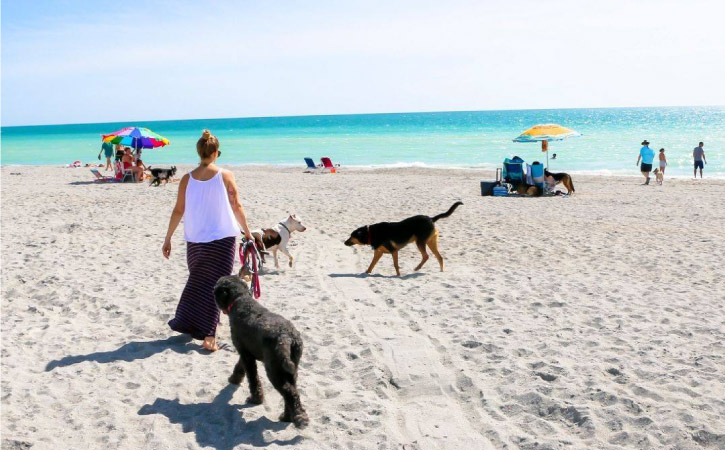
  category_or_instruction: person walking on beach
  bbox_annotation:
[636,140,655,185]
[693,142,706,178]
[98,141,114,171]
[162,129,253,352]
[658,148,667,174]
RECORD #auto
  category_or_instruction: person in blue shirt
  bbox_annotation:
[636,140,656,185]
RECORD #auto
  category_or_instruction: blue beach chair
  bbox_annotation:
[304,157,320,173]
[503,158,525,184]
[530,163,546,192]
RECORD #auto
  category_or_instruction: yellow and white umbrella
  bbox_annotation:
[513,124,581,167]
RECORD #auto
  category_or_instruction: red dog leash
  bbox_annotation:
[239,239,262,300]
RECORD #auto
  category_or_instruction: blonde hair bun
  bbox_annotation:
[196,129,220,159]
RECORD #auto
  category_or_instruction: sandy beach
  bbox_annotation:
[2,165,724,450]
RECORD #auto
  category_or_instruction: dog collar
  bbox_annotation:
[224,298,238,315]
[279,222,291,235]
[366,225,372,246]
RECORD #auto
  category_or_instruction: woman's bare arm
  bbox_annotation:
[162,174,189,259]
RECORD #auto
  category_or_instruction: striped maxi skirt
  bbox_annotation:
[168,236,236,340]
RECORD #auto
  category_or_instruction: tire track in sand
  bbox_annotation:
[315,237,495,450]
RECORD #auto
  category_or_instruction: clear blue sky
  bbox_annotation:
[2,0,724,126]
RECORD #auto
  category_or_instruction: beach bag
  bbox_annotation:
[480,168,504,196]
[480,181,498,196]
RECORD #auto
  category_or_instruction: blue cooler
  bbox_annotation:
[493,185,509,197]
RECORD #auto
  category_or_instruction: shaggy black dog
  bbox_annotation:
[213,276,308,428]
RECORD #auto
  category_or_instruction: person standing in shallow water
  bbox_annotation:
[693,142,707,178]
[162,129,253,352]
[636,140,655,185]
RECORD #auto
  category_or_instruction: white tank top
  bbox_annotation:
[183,170,240,243]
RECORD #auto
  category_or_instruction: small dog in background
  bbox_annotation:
[214,276,309,428]
[148,166,177,186]
[653,168,664,185]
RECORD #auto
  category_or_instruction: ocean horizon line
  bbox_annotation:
[2,104,723,129]
[3,161,724,180]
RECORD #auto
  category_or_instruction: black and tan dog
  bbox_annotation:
[214,276,309,428]
[344,202,463,276]
[148,166,177,186]
[544,169,575,194]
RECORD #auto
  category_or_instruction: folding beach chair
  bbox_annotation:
[90,168,116,182]
[115,161,135,182]
[303,157,321,173]
[530,163,546,193]
[320,157,340,173]
[503,159,525,184]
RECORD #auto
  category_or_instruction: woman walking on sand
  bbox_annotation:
[162,129,253,351]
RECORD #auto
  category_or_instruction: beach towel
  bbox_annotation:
[168,236,236,340]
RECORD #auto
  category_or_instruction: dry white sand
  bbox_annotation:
[2,165,724,450]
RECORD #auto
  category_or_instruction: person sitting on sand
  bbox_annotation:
[636,140,655,185]
[136,158,148,175]
[122,148,144,182]
[162,129,254,352]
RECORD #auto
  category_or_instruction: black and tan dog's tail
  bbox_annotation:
[432,201,463,222]
[276,335,302,375]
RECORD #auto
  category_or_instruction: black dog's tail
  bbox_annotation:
[432,201,463,222]
[276,335,303,375]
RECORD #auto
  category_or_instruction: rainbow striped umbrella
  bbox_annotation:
[102,127,170,149]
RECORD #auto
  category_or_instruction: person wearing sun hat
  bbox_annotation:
[636,140,656,185]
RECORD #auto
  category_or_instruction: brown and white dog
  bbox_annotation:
[253,215,307,268]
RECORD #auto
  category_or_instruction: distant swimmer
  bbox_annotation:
[551,153,557,160]
[693,142,706,178]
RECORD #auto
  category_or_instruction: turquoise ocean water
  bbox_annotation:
[2,107,723,177]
